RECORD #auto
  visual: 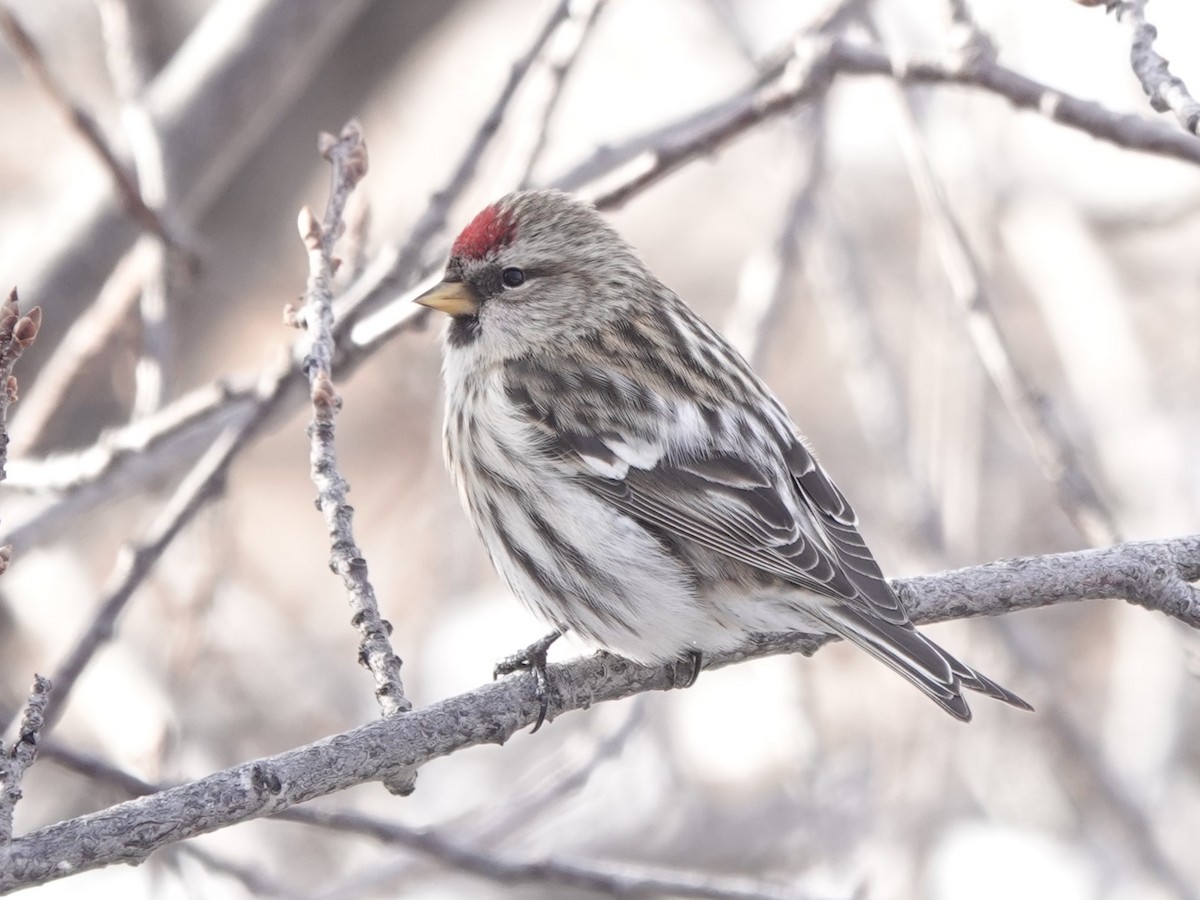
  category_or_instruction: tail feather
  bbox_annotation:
[816,603,1033,721]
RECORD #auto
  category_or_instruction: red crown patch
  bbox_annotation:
[451,204,518,260]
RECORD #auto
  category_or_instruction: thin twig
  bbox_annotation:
[94,0,154,97]
[0,290,41,487]
[1118,0,1200,135]
[6,373,257,495]
[306,702,647,900]
[17,363,294,736]
[295,123,411,739]
[515,0,608,189]
[586,38,839,209]
[95,0,177,418]
[176,845,291,898]
[7,244,153,455]
[288,807,820,900]
[0,4,185,251]
[942,0,997,65]
[0,676,51,850]
[883,76,1123,546]
[3,534,1198,890]
[714,0,835,368]
[34,737,160,797]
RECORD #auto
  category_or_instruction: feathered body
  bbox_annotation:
[420,190,1028,721]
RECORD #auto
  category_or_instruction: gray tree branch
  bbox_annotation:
[2,534,1196,892]
[0,675,50,851]
[1119,0,1200,135]
[294,122,413,790]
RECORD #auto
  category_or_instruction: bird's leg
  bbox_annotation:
[666,649,703,689]
[494,629,563,732]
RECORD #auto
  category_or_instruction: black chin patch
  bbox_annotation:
[447,315,481,347]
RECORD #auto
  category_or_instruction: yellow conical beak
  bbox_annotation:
[414,280,479,317]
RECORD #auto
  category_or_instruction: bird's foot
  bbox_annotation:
[666,649,703,689]
[494,629,563,733]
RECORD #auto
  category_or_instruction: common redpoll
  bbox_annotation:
[418,190,1029,722]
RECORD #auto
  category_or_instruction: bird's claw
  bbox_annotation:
[666,649,703,689]
[494,630,562,733]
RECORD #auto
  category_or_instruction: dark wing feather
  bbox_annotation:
[503,354,1031,719]
[505,356,903,621]
[782,442,911,626]
[586,455,855,600]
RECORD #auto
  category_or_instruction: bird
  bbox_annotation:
[417,189,1030,726]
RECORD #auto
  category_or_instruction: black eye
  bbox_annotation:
[501,267,525,288]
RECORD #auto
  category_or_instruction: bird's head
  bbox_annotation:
[416,190,651,357]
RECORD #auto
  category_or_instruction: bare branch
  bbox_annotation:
[20,366,292,735]
[881,67,1123,546]
[1,375,262,559]
[562,35,1200,206]
[6,374,256,495]
[295,123,412,753]
[892,536,1200,626]
[0,676,51,850]
[0,5,185,251]
[8,244,150,455]
[306,703,647,900]
[34,706,810,900]
[288,807,820,900]
[942,0,997,65]
[2,535,1196,891]
[94,0,154,97]
[95,0,178,418]
[723,114,824,367]
[515,0,608,189]
[586,39,837,209]
[1119,0,1200,135]
[0,289,41,486]
[176,845,291,898]
[832,39,1200,163]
